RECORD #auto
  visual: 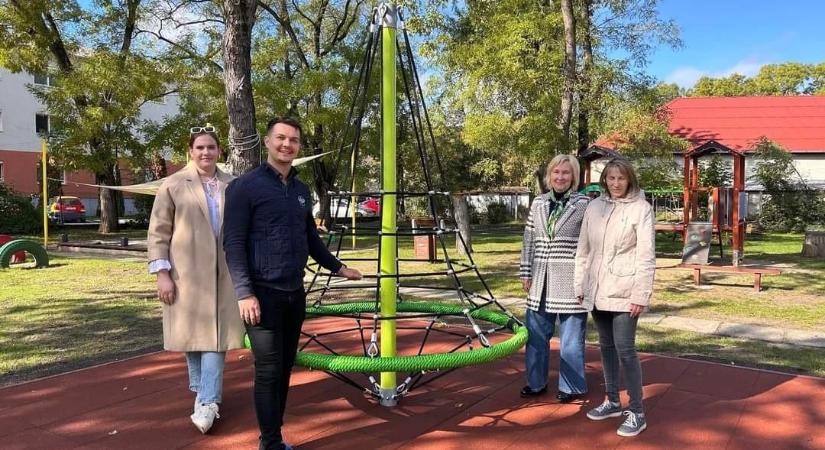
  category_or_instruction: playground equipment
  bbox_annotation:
[0,239,49,268]
[683,143,746,266]
[580,142,747,265]
[274,3,527,406]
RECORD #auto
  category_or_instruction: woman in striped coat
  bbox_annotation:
[518,154,590,401]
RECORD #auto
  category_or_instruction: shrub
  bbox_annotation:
[0,185,40,234]
[486,202,510,224]
[132,194,155,226]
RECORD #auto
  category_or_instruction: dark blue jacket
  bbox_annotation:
[223,163,342,299]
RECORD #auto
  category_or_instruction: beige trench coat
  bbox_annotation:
[147,163,245,351]
[573,190,656,312]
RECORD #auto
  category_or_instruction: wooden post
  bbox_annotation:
[683,153,691,241]
[731,153,745,266]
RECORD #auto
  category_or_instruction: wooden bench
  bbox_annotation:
[677,264,781,292]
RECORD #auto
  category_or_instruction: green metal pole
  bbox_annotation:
[379,1,398,407]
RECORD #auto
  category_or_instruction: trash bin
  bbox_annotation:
[412,218,436,262]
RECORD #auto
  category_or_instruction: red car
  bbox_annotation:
[48,196,87,223]
[359,197,380,216]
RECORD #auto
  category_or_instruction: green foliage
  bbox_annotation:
[485,203,510,224]
[699,154,732,187]
[601,109,687,190]
[0,185,40,235]
[751,139,825,232]
[422,0,680,192]
[131,194,155,225]
[689,62,825,96]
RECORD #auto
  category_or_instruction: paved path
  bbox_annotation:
[2,318,824,449]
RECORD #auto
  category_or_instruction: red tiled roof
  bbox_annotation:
[661,96,825,153]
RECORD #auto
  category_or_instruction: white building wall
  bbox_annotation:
[0,68,50,153]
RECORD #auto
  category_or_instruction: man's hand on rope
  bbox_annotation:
[337,267,363,280]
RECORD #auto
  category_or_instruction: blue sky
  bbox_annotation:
[646,0,825,88]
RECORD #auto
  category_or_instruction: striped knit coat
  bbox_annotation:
[519,191,590,313]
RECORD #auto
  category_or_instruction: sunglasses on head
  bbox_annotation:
[190,126,217,135]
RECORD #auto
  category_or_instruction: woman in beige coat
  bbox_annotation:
[574,158,655,437]
[147,128,244,434]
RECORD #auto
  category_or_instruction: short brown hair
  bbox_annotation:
[266,116,303,137]
[599,158,640,197]
[543,154,581,193]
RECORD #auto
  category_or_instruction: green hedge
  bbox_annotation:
[0,185,39,234]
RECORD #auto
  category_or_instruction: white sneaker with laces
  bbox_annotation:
[191,402,220,434]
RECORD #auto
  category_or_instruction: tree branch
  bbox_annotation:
[257,0,311,68]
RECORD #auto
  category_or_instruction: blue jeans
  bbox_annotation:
[185,351,226,404]
[591,309,644,414]
[525,309,588,394]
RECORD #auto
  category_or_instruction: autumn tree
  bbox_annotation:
[0,0,174,232]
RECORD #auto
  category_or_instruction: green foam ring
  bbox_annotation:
[0,239,49,269]
[243,301,527,373]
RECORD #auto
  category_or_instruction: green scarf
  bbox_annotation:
[546,190,572,240]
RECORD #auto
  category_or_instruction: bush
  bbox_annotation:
[757,191,825,233]
[486,202,510,224]
[132,194,156,226]
[0,185,40,234]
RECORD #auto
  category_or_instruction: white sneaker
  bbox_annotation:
[191,402,220,434]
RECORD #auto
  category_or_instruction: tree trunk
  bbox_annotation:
[576,0,593,163]
[802,231,825,257]
[452,194,472,255]
[96,164,119,233]
[222,0,259,176]
[559,0,576,147]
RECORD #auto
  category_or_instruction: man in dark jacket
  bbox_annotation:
[224,116,362,450]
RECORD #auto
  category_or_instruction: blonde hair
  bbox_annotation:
[543,154,581,193]
[599,158,640,197]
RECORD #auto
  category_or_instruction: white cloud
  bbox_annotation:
[664,58,771,89]
[664,67,707,88]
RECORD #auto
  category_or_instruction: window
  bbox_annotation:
[62,170,68,184]
[33,73,51,86]
[35,113,49,136]
[0,161,4,182]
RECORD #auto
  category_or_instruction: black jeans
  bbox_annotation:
[245,285,306,450]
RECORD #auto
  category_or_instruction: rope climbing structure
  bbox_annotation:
[293,2,527,406]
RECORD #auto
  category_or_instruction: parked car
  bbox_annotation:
[48,196,86,223]
[358,197,380,216]
[313,197,378,219]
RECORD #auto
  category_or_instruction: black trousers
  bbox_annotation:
[245,285,306,450]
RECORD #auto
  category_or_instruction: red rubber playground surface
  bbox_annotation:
[2,317,824,449]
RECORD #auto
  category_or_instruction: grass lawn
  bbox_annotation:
[2,225,824,386]
[0,255,161,386]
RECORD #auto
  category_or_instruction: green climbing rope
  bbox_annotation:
[293,301,527,373]
[0,239,49,269]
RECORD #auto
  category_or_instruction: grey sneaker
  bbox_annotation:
[616,410,647,437]
[191,402,220,434]
[586,399,622,420]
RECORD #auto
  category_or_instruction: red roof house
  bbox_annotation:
[662,96,825,153]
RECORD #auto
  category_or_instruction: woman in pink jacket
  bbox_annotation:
[574,158,655,437]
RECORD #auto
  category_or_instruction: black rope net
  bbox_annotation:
[299,7,523,401]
